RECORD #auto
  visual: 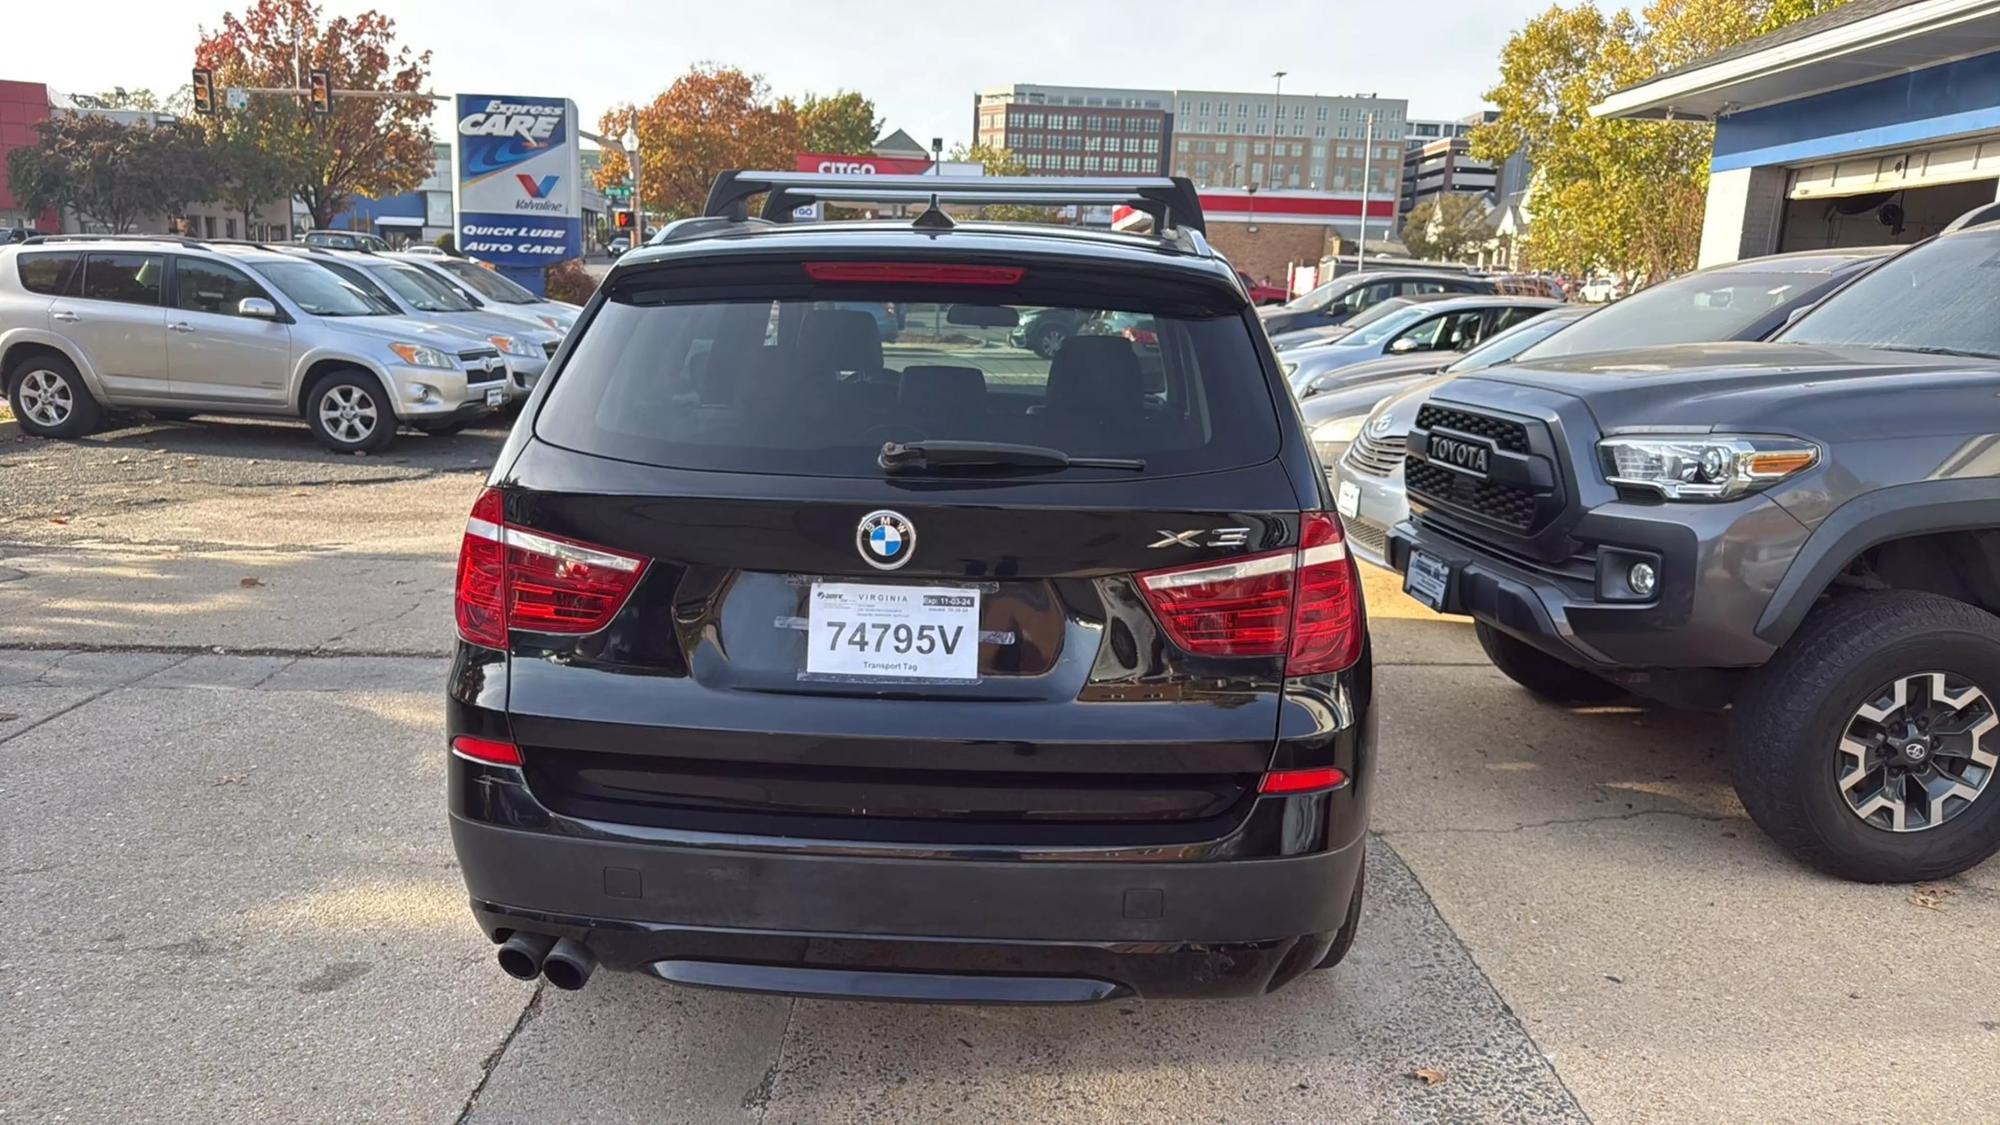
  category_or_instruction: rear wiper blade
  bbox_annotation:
[879,440,1145,473]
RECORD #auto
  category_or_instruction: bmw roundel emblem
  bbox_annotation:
[857,510,916,570]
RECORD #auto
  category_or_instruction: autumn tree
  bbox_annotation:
[1472,0,1847,282]
[787,90,881,154]
[195,0,434,228]
[210,114,304,235]
[6,114,215,233]
[595,65,802,224]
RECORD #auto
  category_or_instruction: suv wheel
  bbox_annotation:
[1476,622,1624,704]
[6,353,102,438]
[1029,323,1068,359]
[305,370,397,454]
[1731,591,2000,882]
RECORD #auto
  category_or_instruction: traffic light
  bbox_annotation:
[614,210,633,229]
[308,69,332,116]
[191,68,216,116]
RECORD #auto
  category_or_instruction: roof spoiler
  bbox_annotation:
[701,170,1208,235]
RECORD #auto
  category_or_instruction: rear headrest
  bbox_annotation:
[899,365,987,417]
[799,309,883,373]
[1045,335,1144,415]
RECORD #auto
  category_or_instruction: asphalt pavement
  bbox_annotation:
[3,414,1996,1123]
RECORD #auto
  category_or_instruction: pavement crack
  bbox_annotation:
[0,653,194,747]
[453,981,545,1125]
[1378,808,1739,838]
[746,997,799,1121]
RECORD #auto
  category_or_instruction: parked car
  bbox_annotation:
[607,236,631,258]
[3,228,48,245]
[1281,295,1561,394]
[1384,220,2000,882]
[1259,269,1493,337]
[1302,306,1592,494]
[398,253,581,332]
[0,235,506,452]
[446,169,1373,1003]
[1009,306,1092,358]
[399,245,453,260]
[302,229,394,252]
[1339,248,1891,571]
[1237,270,1288,305]
[1486,273,1567,300]
[286,248,564,401]
[1577,276,1624,303]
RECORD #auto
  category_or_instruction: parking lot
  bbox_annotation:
[4,415,1998,1124]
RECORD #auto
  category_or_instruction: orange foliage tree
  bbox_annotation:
[196,0,434,227]
[595,65,809,225]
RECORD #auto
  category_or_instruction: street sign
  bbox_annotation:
[225,87,249,111]
[605,184,631,201]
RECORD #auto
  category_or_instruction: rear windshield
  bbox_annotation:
[537,293,1281,478]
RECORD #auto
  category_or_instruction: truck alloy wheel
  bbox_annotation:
[1837,672,1996,833]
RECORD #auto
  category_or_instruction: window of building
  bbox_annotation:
[1084,155,1101,172]
[1235,123,1246,135]
[1236,102,1248,117]
[1028,112,1044,128]
[1251,162,1265,183]
[1333,172,1346,188]
[1087,115,1102,130]
[1294,105,1305,119]
[1337,145,1348,159]
[1292,143,1304,157]
[1289,170,1301,187]
[1312,144,1326,159]
[1314,126,1325,139]
[1199,101,1209,116]
[1256,103,1267,118]
[1255,123,1266,136]
[1180,100,1190,115]
[1066,154,1081,170]
[1253,143,1267,156]
[1317,106,1329,121]
[1026,153,1043,169]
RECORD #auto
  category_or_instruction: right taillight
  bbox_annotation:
[454,488,648,650]
[1135,512,1363,675]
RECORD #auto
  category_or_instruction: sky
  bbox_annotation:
[31,0,1576,149]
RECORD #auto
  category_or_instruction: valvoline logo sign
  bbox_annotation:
[455,93,581,267]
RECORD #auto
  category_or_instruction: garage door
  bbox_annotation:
[1788,136,2000,199]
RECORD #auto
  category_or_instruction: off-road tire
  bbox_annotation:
[1476,622,1624,704]
[1731,590,2000,883]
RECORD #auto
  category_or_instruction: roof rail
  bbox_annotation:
[702,170,1208,235]
[652,214,773,245]
[1942,200,2000,234]
[20,232,207,247]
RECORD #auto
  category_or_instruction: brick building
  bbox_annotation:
[1,80,58,233]
[1198,190,1400,286]
[972,84,1173,176]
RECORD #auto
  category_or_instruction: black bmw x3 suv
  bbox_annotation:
[445,172,1375,1002]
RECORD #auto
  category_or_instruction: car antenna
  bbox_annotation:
[912,193,954,232]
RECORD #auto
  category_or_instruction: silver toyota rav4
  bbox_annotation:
[0,235,507,452]
[283,247,563,400]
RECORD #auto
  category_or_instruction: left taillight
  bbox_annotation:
[454,487,648,650]
[1135,512,1364,676]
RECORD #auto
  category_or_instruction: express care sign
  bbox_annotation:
[455,93,583,266]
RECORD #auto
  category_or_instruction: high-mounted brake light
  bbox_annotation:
[803,262,1025,285]
[1135,512,1364,675]
[454,488,648,650]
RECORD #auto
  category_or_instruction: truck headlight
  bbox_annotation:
[388,341,453,369]
[488,334,536,358]
[1598,436,1818,501]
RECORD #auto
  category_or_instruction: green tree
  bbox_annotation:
[788,90,881,154]
[946,143,1055,222]
[1472,0,1848,282]
[5,113,215,233]
[196,0,435,228]
[1402,194,1492,262]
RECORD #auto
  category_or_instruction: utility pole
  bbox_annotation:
[1356,110,1375,271]
[623,127,641,243]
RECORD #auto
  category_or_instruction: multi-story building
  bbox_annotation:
[1404,117,1478,147]
[1397,111,1533,227]
[1167,91,1407,196]
[972,84,1173,177]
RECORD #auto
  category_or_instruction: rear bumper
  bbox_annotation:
[453,811,1364,1000]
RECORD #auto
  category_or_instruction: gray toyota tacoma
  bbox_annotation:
[1391,203,2000,883]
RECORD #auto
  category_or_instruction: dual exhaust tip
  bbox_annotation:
[497,931,597,990]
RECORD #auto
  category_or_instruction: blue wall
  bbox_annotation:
[1713,51,2000,172]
